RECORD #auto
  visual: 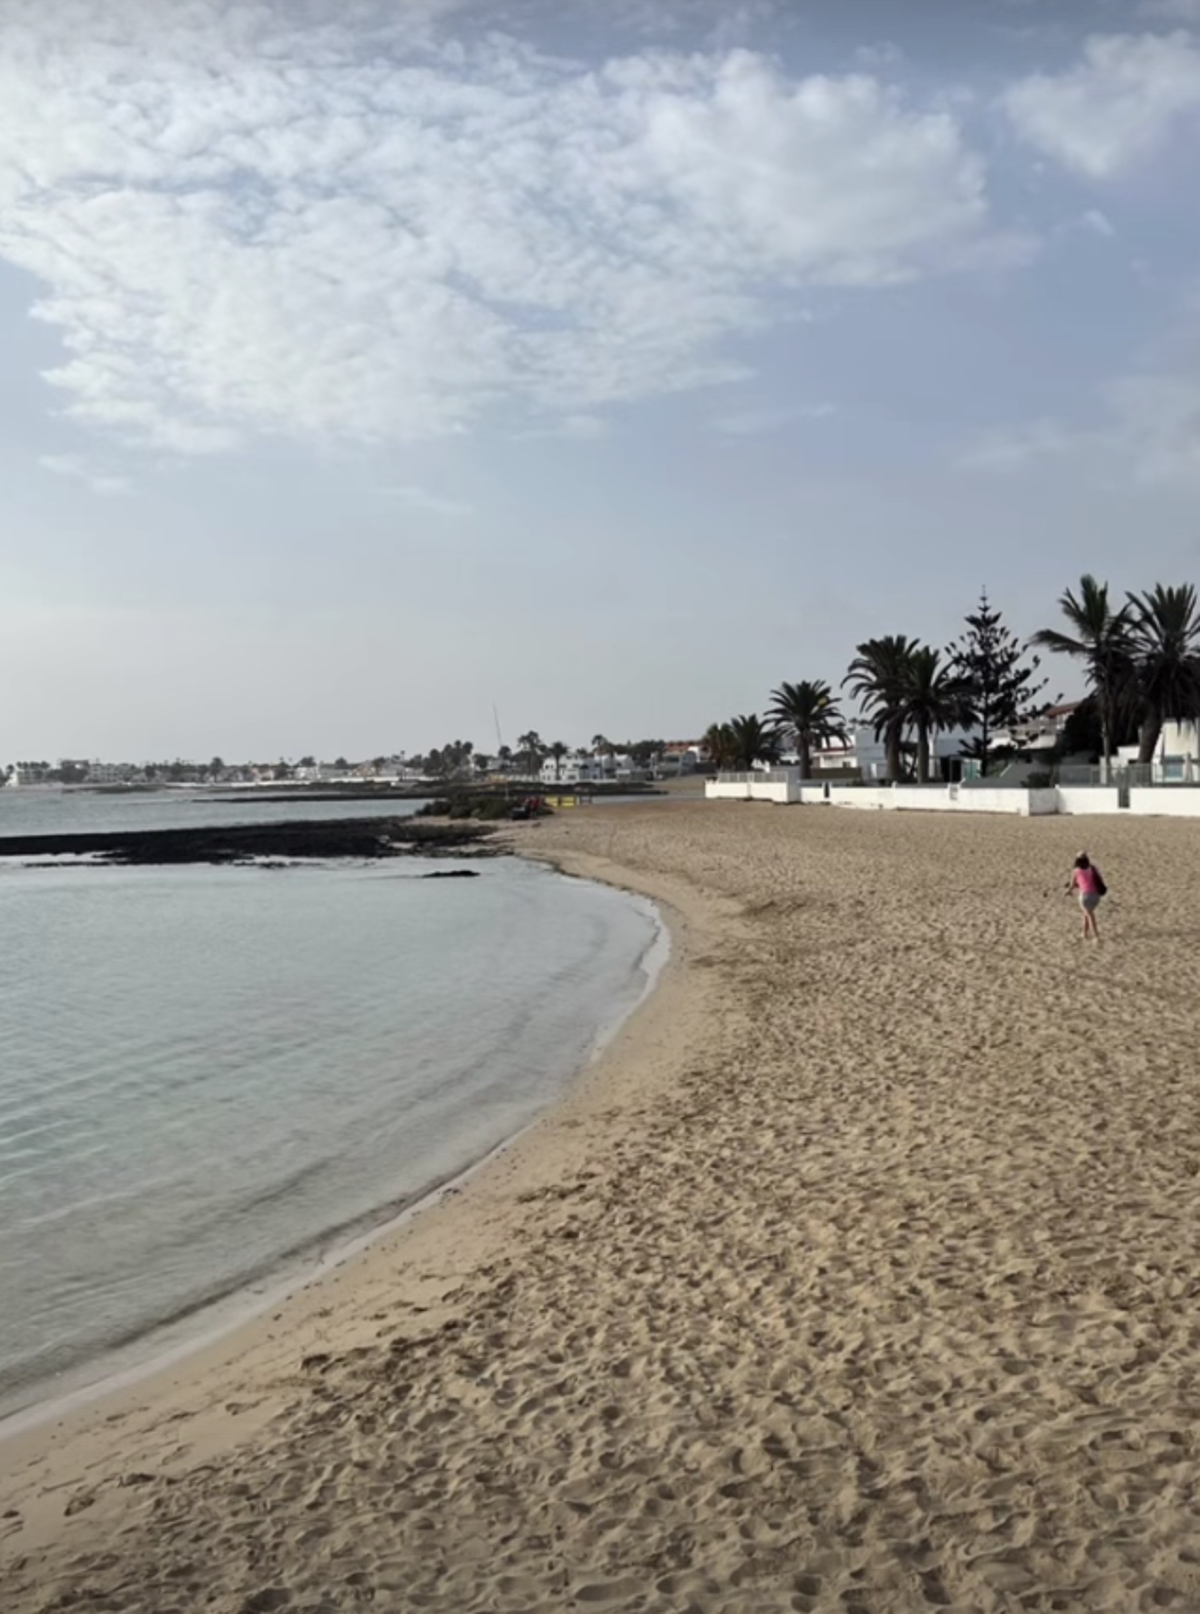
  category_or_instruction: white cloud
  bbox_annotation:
[713,402,835,435]
[1080,207,1116,237]
[1003,30,1200,178]
[38,452,132,495]
[378,483,473,516]
[957,419,1076,472]
[0,1,1006,456]
[960,373,1200,486]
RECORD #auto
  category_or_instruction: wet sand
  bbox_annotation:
[5,801,1200,1613]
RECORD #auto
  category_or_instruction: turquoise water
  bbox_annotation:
[0,849,660,1416]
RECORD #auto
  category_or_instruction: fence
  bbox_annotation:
[1057,762,1197,787]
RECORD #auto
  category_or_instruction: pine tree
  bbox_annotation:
[947,590,1047,778]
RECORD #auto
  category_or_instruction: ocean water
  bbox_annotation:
[0,787,431,838]
[0,842,661,1418]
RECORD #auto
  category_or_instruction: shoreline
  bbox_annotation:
[0,838,701,1571]
[0,854,668,1436]
[0,863,669,1436]
[10,802,1200,1611]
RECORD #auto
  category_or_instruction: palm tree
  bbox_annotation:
[703,722,737,771]
[591,733,612,757]
[516,730,544,778]
[727,713,781,771]
[1031,575,1133,780]
[1125,584,1200,765]
[767,680,846,780]
[843,635,920,783]
[895,646,970,784]
[549,740,569,781]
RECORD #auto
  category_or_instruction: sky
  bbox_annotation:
[3,0,1200,760]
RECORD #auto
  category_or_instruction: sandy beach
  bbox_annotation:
[5,800,1200,1613]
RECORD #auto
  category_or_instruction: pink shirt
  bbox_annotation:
[1073,865,1101,895]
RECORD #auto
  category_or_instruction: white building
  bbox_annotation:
[1004,702,1079,756]
[540,752,609,785]
[86,761,142,785]
[810,724,974,782]
[1117,719,1200,781]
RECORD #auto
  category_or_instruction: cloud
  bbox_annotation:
[378,483,473,517]
[0,1,1007,456]
[37,452,132,495]
[960,372,1200,486]
[1079,208,1116,237]
[712,402,835,435]
[1002,30,1200,177]
[957,419,1077,472]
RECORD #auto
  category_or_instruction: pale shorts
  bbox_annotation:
[1080,892,1101,912]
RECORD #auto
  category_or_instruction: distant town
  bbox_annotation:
[3,736,708,790]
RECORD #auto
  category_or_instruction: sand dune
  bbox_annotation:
[5,802,1200,1612]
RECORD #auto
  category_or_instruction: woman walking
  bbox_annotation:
[1068,851,1106,941]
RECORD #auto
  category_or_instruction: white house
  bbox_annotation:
[540,752,609,785]
[1004,702,1079,755]
[810,724,974,781]
[1117,720,1200,781]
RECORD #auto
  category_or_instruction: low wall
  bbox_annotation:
[705,777,799,804]
[723,779,1056,814]
[1056,787,1123,816]
[959,787,1059,816]
[1128,787,1200,817]
[709,778,1197,815]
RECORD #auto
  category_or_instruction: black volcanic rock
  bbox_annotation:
[0,816,499,867]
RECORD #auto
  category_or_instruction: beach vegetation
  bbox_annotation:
[843,635,922,782]
[704,716,779,771]
[1124,584,1200,765]
[516,731,546,776]
[947,590,1047,778]
[728,714,781,770]
[893,647,972,784]
[703,722,738,770]
[767,680,846,780]
[1032,576,1133,778]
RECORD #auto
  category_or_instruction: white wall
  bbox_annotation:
[1128,787,1200,817]
[1159,721,1200,760]
[706,778,753,801]
[756,780,798,804]
[713,779,1195,814]
[1056,787,1122,816]
[774,782,1054,814]
[891,787,957,812]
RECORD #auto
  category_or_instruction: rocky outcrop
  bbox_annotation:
[1,817,499,866]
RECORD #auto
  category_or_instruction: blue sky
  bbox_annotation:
[3,0,1199,759]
